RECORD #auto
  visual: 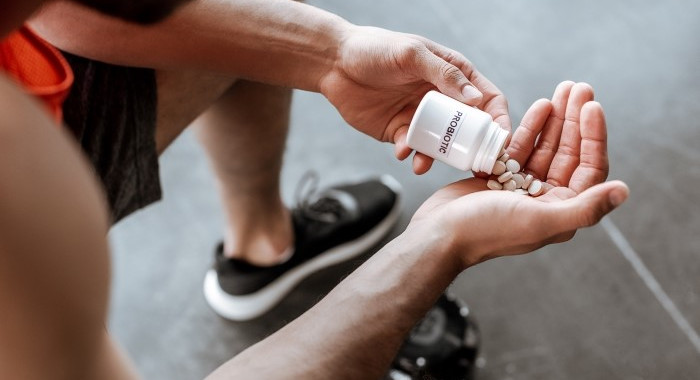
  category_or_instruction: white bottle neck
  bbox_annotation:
[472,122,509,173]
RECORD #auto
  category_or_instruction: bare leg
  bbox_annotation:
[195,81,293,265]
[156,71,293,266]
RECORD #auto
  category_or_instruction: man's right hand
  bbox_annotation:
[319,25,510,175]
[406,82,629,269]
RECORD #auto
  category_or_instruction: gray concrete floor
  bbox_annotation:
[108,0,700,379]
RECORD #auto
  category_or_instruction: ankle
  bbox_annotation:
[224,239,293,266]
[222,209,294,266]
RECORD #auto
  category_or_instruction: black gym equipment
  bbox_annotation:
[385,293,481,380]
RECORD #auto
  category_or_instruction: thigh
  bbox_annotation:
[155,69,236,153]
[61,51,237,221]
[62,51,164,222]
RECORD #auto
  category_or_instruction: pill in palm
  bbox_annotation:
[497,171,513,183]
[487,179,503,190]
[505,159,520,173]
[492,160,507,175]
[512,173,525,189]
[487,156,547,197]
[503,179,517,191]
[528,179,544,196]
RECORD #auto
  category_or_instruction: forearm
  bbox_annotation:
[2,0,43,38]
[208,226,463,379]
[30,0,351,91]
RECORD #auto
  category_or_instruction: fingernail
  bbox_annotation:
[462,85,482,102]
[609,187,629,207]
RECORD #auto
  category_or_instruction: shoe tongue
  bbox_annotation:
[312,189,359,219]
[303,198,341,223]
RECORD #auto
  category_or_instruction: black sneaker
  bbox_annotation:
[204,174,402,321]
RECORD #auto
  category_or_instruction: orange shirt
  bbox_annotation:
[0,26,74,123]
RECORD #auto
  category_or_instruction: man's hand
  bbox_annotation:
[319,25,510,174]
[407,82,628,268]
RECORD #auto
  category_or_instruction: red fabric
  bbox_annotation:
[0,26,74,123]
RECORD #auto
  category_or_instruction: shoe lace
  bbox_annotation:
[294,171,344,224]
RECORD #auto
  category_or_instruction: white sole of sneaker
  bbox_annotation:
[204,174,403,321]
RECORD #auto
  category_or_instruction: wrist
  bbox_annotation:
[398,220,466,278]
[405,213,492,273]
[314,16,355,94]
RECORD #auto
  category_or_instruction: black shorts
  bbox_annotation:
[61,51,161,223]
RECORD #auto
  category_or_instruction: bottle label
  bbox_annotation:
[438,110,464,157]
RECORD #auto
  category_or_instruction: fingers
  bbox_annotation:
[546,83,595,187]
[414,47,482,105]
[468,68,512,132]
[393,128,413,160]
[412,152,434,175]
[420,39,510,130]
[507,98,552,165]
[568,101,609,193]
[393,124,435,174]
[524,81,575,179]
[540,180,629,233]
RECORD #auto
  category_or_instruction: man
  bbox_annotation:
[27,0,514,320]
[0,0,628,378]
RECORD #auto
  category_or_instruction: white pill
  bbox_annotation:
[487,179,503,190]
[505,159,521,173]
[522,174,534,189]
[503,179,517,191]
[497,171,513,183]
[512,173,525,189]
[498,152,510,162]
[492,160,507,175]
[499,147,507,156]
[515,189,529,195]
[528,179,544,196]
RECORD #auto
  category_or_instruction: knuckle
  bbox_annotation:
[555,142,579,158]
[549,112,565,125]
[439,62,462,83]
[519,115,541,132]
[441,49,458,63]
[403,40,425,56]
[536,138,558,153]
[564,113,581,125]
[507,137,528,155]
[445,50,468,67]
[395,41,424,67]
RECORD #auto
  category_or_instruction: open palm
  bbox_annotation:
[408,82,628,268]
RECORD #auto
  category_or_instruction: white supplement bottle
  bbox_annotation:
[406,91,509,173]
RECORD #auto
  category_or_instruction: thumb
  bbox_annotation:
[393,127,412,160]
[415,48,483,105]
[544,180,629,232]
